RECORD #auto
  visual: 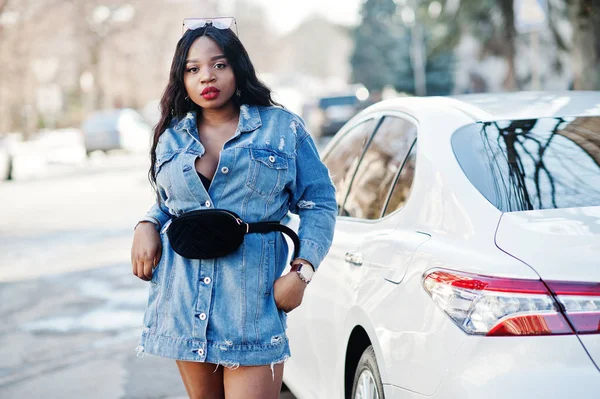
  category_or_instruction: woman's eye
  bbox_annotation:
[187,67,198,73]
[214,63,227,70]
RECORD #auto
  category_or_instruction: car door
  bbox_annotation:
[285,117,380,398]
[307,114,424,398]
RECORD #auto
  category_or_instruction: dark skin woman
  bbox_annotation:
[131,21,314,399]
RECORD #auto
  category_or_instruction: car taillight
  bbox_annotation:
[423,269,573,336]
[546,281,600,334]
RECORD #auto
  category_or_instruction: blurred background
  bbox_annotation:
[1,0,599,173]
[1,0,599,398]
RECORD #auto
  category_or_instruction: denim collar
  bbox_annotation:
[173,104,262,136]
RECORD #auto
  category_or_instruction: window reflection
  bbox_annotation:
[323,119,378,211]
[453,117,600,212]
[384,143,417,216]
[342,117,417,219]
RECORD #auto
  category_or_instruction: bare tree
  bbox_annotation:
[0,0,72,134]
[0,0,8,17]
[497,0,518,90]
[0,0,287,134]
[568,0,600,89]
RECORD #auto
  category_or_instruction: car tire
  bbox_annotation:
[351,345,384,399]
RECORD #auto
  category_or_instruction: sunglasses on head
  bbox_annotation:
[182,17,238,36]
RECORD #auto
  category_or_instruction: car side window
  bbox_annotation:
[323,119,378,213]
[342,116,417,219]
[383,141,417,217]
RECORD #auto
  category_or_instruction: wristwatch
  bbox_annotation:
[290,262,315,284]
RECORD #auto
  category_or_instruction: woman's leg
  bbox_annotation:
[176,361,225,399]
[223,363,284,399]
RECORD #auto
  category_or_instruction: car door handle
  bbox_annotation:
[345,251,363,266]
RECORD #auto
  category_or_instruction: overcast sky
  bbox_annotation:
[248,0,362,33]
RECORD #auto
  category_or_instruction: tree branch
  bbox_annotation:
[0,0,9,15]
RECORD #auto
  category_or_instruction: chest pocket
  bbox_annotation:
[245,148,289,197]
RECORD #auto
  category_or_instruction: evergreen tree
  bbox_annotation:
[392,24,456,95]
[425,49,455,95]
[393,29,415,94]
[351,0,402,93]
[351,0,456,96]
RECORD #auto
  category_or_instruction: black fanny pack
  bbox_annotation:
[166,209,300,260]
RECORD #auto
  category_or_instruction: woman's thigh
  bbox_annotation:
[176,360,224,399]
[223,363,284,399]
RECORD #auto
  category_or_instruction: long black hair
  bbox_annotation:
[149,25,280,192]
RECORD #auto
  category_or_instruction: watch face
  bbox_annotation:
[298,264,314,280]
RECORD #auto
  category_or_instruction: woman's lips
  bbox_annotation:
[201,87,220,100]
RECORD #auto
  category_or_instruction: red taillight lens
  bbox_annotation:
[425,269,550,294]
[423,270,574,336]
[487,314,572,336]
[546,281,600,334]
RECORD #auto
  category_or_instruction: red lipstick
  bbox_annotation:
[201,86,220,100]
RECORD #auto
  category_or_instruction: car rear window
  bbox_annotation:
[451,116,600,212]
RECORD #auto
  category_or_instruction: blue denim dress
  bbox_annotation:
[135,104,337,367]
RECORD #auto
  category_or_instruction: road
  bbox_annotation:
[0,152,296,399]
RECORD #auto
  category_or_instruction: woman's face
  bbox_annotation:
[183,36,236,110]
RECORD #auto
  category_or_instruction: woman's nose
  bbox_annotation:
[200,68,216,84]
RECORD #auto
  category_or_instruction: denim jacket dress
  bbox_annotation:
[136,104,337,367]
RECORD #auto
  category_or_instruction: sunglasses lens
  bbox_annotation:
[184,19,208,30]
[212,17,233,30]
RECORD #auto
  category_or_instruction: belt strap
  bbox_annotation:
[246,222,300,260]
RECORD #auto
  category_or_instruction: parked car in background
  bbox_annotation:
[283,91,600,399]
[305,84,372,140]
[81,108,151,155]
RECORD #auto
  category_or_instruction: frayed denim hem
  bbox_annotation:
[136,329,291,368]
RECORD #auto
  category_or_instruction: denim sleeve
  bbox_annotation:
[140,184,172,231]
[289,128,337,270]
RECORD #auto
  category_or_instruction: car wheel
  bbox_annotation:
[351,345,384,399]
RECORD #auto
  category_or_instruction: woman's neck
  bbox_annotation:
[200,102,240,127]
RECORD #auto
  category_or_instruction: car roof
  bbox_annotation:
[363,91,600,123]
[447,91,600,121]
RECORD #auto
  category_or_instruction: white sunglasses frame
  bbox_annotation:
[182,17,238,36]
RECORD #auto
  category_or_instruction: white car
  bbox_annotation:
[283,91,600,399]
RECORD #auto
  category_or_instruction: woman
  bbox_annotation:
[130,17,337,399]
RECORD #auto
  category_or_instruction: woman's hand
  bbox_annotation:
[131,222,162,281]
[273,269,308,313]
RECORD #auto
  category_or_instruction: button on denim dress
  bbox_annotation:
[136,104,337,367]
